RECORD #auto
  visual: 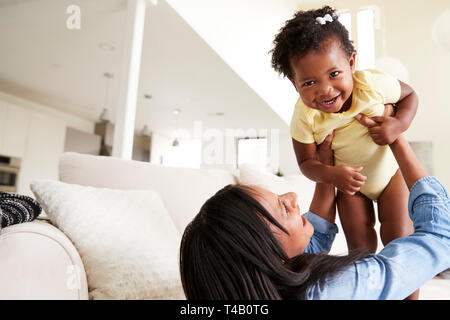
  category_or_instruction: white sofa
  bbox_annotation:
[0,219,88,299]
[0,152,364,299]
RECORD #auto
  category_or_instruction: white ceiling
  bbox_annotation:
[0,0,289,138]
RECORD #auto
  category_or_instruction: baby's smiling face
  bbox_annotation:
[289,37,356,114]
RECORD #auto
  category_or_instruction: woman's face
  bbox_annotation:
[251,186,314,258]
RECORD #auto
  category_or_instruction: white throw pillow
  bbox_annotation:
[30,179,185,300]
[58,152,237,235]
[238,163,316,213]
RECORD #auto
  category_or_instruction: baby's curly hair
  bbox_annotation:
[270,6,355,80]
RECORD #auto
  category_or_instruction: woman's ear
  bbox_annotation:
[349,52,356,73]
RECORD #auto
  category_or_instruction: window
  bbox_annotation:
[338,9,376,70]
[162,139,202,168]
[357,8,375,69]
[338,12,352,39]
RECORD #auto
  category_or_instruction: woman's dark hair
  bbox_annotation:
[270,6,356,80]
[179,184,369,300]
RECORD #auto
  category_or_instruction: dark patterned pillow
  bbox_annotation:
[0,192,42,228]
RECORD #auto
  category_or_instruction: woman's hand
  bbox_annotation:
[383,103,395,117]
[355,101,404,146]
[309,132,337,223]
[354,113,402,145]
[354,112,426,189]
[317,131,334,166]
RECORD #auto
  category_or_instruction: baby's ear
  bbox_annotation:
[349,52,356,73]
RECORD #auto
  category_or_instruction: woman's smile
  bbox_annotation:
[250,186,314,257]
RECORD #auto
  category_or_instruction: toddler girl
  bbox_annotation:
[270,6,419,298]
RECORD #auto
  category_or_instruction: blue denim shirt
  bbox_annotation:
[303,176,450,300]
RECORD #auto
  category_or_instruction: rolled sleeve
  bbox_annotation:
[304,211,338,234]
[303,211,338,254]
[408,176,450,238]
[306,176,450,300]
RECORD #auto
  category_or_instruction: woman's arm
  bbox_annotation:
[395,81,419,132]
[307,161,449,299]
[308,133,336,223]
[316,115,450,299]
[389,135,427,190]
[354,114,426,190]
[303,133,339,254]
[328,176,450,300]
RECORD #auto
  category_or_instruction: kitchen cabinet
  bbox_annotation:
[0,103,31,158]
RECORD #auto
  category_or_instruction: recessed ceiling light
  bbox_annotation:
[207,112,225,116]
[99,43,115,51]
[103,72,114,79]
[172,109,181,115]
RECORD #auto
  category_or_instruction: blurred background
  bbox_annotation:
[0,0,449,197]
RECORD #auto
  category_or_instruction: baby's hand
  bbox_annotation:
[330,166,367,195]
[354,114,403,145]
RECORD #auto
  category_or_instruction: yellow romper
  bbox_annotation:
[290,69,401,201]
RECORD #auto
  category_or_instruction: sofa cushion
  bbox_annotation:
[59,152,238,234]
[30,179,185,300]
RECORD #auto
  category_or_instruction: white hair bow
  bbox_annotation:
[316,14,333,25]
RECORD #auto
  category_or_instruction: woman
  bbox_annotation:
[179,114,450,299]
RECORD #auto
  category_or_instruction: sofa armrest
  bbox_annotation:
[0,220,88,299]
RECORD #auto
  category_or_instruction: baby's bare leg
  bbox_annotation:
[377,168,418,300]
[336,191,377,253]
